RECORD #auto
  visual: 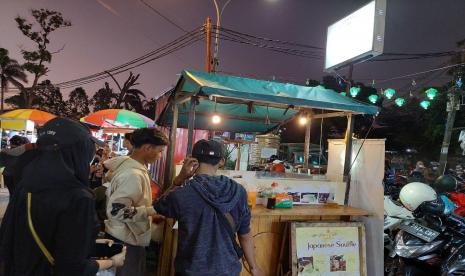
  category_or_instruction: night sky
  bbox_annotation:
[1,0,465,100]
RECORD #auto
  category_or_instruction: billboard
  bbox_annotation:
[325,0,386,71]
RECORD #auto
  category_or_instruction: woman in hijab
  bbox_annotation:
[0,117,125,275]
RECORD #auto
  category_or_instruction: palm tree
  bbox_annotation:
[0,48,27,112]
[106,71,146,111]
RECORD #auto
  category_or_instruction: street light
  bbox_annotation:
[212,0,233,72]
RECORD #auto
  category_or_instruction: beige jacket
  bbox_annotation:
[104,156,154,247]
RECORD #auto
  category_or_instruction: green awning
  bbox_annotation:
[157,70,379,133]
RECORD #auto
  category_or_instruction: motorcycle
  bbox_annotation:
[393,199,465,275]
[384,196,414,275]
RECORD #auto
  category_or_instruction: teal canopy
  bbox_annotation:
[157,70,379,133]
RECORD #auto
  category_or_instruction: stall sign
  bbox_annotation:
[292,222,366,276]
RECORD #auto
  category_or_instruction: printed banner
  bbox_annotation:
[296,226,360,276]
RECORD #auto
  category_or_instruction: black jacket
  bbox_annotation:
[0,123,100,276]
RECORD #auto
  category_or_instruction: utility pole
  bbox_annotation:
[438,50,465,174]
[205,17,212,73]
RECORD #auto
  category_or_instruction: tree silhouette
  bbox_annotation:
[7,9,71,108]
[0,48,27,112]
[91,82,116,112]
[66,87,90,120]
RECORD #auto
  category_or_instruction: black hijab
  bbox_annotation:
[0,117,97,273]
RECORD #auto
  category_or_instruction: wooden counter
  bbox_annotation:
[157,205,369,276]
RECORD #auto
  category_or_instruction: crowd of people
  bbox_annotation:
[0,117,264,276]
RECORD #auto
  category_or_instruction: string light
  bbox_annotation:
[368,94,378,103]
[395,98,405,107]
[384,88,396,99]
[420,100,431,110]
[425,88,438,100]
[349,87,361,97]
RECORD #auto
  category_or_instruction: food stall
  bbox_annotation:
[154,70,380,275]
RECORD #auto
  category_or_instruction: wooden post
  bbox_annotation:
[164,96,179,191]
[343,114,355,205]
[186,96,197,157]
[235,143,241,170]
[205,17,212,73]
[303,115,312,171]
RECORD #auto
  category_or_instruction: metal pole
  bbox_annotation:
[303,115,312,171]
[164,96,179,190]
[343,114,355,205]
[342,64,354,205]
[205,17,212,73]
[439,92,458,174]
[186,96,197,157]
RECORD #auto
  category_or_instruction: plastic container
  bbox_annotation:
[247,191,257,209]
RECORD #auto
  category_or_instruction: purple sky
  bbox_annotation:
[1,0,464,100]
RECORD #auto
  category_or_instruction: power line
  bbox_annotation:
[376,62,465,84]
[54,27,204,88]
[139,0,188,33]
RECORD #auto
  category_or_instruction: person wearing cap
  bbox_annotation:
[103,127,169,276]
[0,117,126,276]
[153,139,264,276]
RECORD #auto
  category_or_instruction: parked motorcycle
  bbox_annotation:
[389,182,465,275]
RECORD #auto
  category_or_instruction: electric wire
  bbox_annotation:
[139,0,188,33]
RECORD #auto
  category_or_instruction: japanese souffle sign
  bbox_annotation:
[296,226,361,276]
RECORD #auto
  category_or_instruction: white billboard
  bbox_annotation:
[325,0,386,71]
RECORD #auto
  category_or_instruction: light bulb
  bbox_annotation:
[299,116,308,125]
[212,114,221,124]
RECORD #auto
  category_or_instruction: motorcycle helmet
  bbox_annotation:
[399,182,437,211]
[431,175,457,193]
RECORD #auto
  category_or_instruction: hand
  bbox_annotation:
[95,164,104,178]
[174,158,199,186]
[110,246,126,267]
[250,267,265,276]
[95,238,114,247]
[152,214,166,224]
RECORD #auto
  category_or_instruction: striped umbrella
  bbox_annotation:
[0,109,56,126]
[80,109,154,128]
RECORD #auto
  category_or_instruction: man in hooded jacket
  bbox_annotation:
[0,117,125,276]
[154,139,263,276]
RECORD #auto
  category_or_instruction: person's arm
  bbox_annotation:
[238,232,263,276]
[236,188,264,276]
[152,158,198,218]
[107,173,157,223]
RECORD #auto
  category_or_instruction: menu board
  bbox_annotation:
[292,222,366,276]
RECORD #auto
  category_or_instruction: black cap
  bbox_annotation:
[192,139,224,159]
[37,117,106,150]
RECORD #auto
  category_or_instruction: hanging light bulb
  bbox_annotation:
[299,114,308,125]
[420,100,431,110]
[349,87,360,98]
[211,97,222,124]
[212,114,221,124]
[368,94,378,103]
[425,88,438,100]
[384,88,396,99]
[395,98,405,107]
